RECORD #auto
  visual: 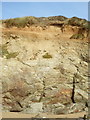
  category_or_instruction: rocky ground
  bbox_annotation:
[0,16,89,118]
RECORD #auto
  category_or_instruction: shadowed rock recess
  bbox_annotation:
[1,16,89,115]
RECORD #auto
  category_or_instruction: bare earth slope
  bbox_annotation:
[0,16,89,118]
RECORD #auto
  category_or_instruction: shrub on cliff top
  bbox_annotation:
[3,16,38,28]
[70,33,85,40]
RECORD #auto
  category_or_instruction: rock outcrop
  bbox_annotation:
[0,16,89,115]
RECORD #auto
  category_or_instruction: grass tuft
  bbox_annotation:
[0,44,18,59]
[6,52,18,59]
[42,53,52,59]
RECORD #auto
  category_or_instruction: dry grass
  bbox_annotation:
[2,16,89,30]
[3,16,38,28]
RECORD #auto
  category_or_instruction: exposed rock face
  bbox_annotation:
[1,16,89,115]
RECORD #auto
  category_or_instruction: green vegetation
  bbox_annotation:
[2,16,89,30]
[0,44,18,59]
[66,17,88,29]
[3,16,38,28]
[6,52,18,59]
[2,44,8,56]
[0,20,2,23]
[70,33,85,40]
[42,53,52,59]
[47,16,67,21]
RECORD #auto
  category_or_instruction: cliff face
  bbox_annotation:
[1,16,89,114]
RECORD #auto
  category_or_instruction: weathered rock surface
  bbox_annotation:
[1,16,89,115]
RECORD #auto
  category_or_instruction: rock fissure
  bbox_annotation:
[16,101,23,108]
[71,74,76,103]
[17,58,31,68]
[39,77,46,102]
